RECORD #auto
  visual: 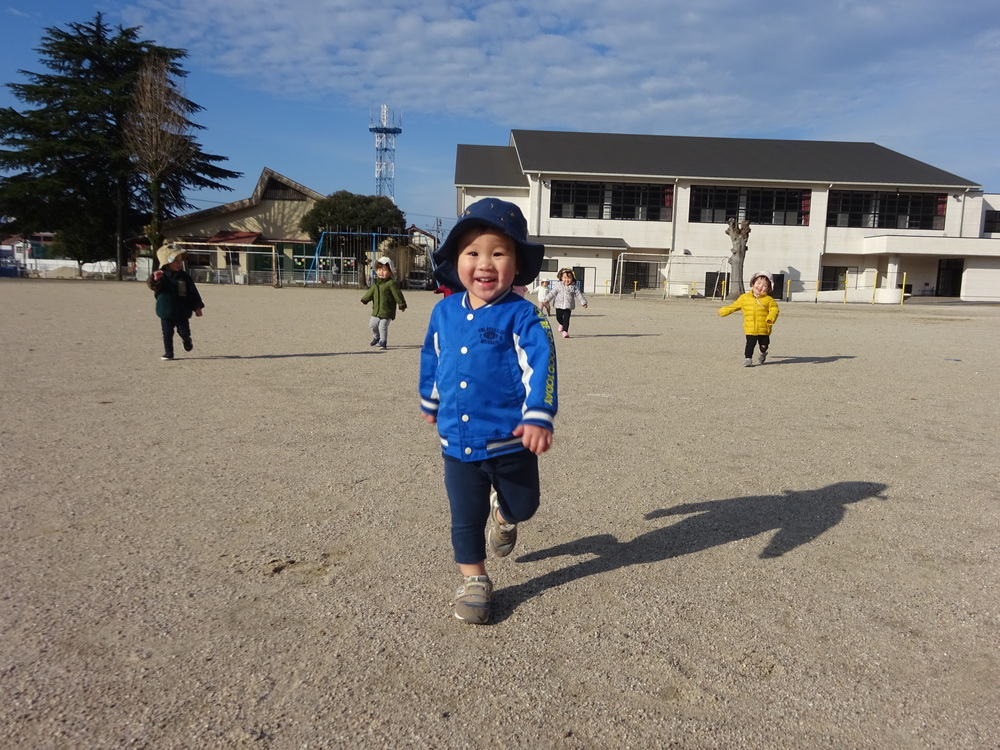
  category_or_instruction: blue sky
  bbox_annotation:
[3,0,1000,237]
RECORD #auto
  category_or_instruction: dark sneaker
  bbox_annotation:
[487,490,517,557]
[454,575,492,624]
[378,342,387,350]
[183,339,193,352]
[743,358,753,367]
[757,351,767,365]
[161,354,174,361]
[370,336,380,347]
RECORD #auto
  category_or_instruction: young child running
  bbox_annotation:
[419,198,557,625]
[718,271,780,366]
[546,268,588,338]
[361,256,407,349]
[147,245,204,361]
[536,279,551,315]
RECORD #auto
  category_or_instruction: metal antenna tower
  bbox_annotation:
[369,105,402,201]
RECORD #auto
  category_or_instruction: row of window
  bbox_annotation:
[827,191,946,230]
[985,210,1000,233]
[547,181,949,230]
[688,186,810,226]
[550,182,673,221]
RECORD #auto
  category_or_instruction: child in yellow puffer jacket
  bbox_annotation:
[718,271,779,367]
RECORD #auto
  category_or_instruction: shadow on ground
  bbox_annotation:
[768,355,856,365]
[492,481,887,623]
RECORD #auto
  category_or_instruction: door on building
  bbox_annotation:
[572,266,586,292]
[936,258,963,297]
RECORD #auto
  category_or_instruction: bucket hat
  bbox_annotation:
[156,244,186,269]
[432,199,544,291]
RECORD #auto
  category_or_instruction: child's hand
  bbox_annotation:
[766,319,773,324]
[421,412,437,425]
[195,309,203,317]
[513,424,553,455]
[582,304,588,309]
[153,270,163,281]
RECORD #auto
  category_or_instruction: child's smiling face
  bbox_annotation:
[375,264,391,279]
[456,229,518,308]
[752,276,771,296]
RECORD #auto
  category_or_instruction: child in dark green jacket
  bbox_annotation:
[360,256,407,349]
[147,245,204,361]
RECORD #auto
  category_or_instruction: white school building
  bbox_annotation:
[454,130,1000,303]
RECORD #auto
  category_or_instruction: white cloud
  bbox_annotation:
[117,0,1000,191]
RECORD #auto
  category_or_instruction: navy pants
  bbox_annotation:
[745,334,770,359]
[443,450,540,565]
[160,317,191,357]
[555,307,572,332]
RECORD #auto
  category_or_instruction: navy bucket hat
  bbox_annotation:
[432,198,545,291]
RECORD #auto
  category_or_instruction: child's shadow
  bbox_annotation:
[492,481,887,622]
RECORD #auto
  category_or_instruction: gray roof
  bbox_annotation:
[454,145,529,188]
[454,130,979,189]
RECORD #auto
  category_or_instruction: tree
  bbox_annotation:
[0,13,240,278]
[299,191,406,240]
[725,218,751,298]
[122,55,195,252]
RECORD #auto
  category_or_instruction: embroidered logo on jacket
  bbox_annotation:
[478,327,506,345]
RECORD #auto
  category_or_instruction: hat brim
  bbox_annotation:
[432,217,545,291]
[156,246,186,269]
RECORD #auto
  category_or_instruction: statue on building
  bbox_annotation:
[725,218,751,298]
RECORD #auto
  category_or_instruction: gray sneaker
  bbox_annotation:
[743,358,753,367]
[757,351,767,365]
[487,490,517,557]
[454,575,492,624]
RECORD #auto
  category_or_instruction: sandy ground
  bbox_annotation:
[1,279,998,749]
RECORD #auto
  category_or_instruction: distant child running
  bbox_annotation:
[718,271,780,366]
[147,245,204,361]
[536,279,551,315]
[420,198,557,625]
[361,256,407,349]
[546,268,588,338]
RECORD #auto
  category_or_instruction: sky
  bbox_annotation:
[2,0,1000,238]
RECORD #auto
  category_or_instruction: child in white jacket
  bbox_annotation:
[536,279,551,315]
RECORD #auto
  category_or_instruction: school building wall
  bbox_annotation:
[460,181,1000,301]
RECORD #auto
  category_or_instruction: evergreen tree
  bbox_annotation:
[0,13,240,277]
[299,191,406,240]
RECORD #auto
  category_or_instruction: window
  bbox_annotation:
[185,252,211,267]
[985,210,1000,233]
[540,259,559,273]
[821,266,855,291]
[826,191,945,230]
[688,186,810,225]
[550,181,673,221]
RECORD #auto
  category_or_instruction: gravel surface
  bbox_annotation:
[1,279,997,749]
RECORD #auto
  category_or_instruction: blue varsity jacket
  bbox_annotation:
[419,289,557,461]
